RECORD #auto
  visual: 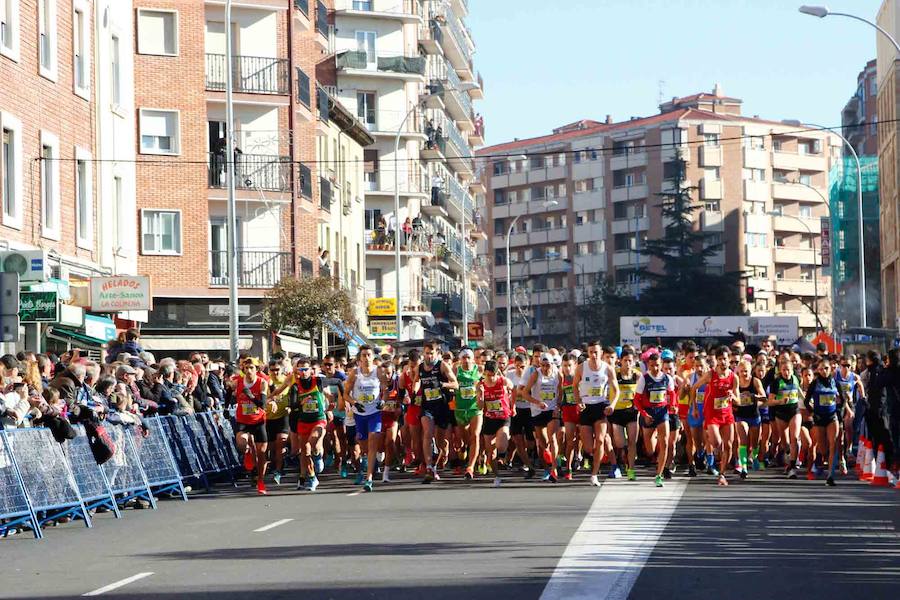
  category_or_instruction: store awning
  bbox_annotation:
[46,327,107,349]
[277,332,312,356]
[324,319,368,346]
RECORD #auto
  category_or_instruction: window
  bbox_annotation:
[363,149,378,190]
[704,133,719,147]
[72,2,89,98]
[838,230,846,250]
[38,0,56,79]
[743,168,766,182]
[704,201,721,212]
[530,156,545,169]
[112,175,122,251]
[494,218,506,236]
[494,188,507,205]
[744,135,765,150]
[141,209,182,254]
[356,91,376,128]
[773,139,783,152]
[495,280,507,295]
[775,237,785,248]
[799,205,812,218]
[75,148,92,247]
[355,31,376,67]
[663,161,679,180]
[139,109,180,155]
[0,0,19,61]
[494,248,507,266]
[757,298,769,311]
[492,161,507,176]
[137,9,178,56]
[110,35,121,106]
[799,173,812,186]
[1,113,21,228]
[40,131,59,238]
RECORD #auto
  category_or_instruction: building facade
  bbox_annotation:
[478,87,839,348]
[0,0,137,355]
[842,58,879,156]
[331,0,484,343]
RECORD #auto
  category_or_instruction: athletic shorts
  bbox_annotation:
[759,406,771,424]
[345,425,357,444]
[236,421,268,443]
[510,409,533,438]
[288,411,301,434]
[455,408,482,424]
[560,404,581,424]
[382,411,400,429]
[531,410,555,428]
[668,412,682,431]
[405,404,422,427]
[677,402,691,420]
[332,414,345,427]
[644,406,669,429]
[265,414,289,440]
[687,403,705,429]
[354,412,383,441]
[578,403,609,427]
[482,417,510,437]
[608,408,638,428]
[770,404,799,423]
[813,412,838,428]
[422,400,452,430]
[801,419,814,430]
[296,419,326,437]
[738,415,762,427]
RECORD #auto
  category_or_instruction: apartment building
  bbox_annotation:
[478,87,840,348]
[842,58,879,156]
[331,0,484,343]
[131,0,370,356]
[0,0,137,354]
[877,0,900,330]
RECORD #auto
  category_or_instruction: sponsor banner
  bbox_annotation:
[367,297,397,317]
[620,315,799,347]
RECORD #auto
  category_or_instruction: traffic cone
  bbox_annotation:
[872,445,889,487]
[855,436,867,475]
[860,440,874,481]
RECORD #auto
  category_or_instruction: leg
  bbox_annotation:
[707,424,723,474]
[366,432,382,482]
[591,420,606,476]
[787,414,802,469]
[719,423,734,477]
[421,415,436,469]
[655,421,670,478]
[466,414,483,473]
[626,421,639,472]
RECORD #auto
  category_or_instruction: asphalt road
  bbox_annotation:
[2,467,898,600]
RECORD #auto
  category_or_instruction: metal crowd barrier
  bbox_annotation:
[0,412,240,540]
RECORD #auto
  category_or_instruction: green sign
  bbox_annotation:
[467,341,478,350]
[19,290,59,323]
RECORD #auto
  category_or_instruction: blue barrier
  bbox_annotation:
[217,415,241,469]
[133,420,187,501]
[181,415,218,475]
[64,427,121,518]
[101,425,157,510]
[0,430,42,539]
[158,416,203,480]
[7,428,91,529]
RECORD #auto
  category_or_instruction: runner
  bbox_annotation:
[688,359,710,475]
[455,349,484,479]
[525,353,562,483]
[233,358,269,495]
[559,353,581,480]
[479,359,514,487]
[400,350,423,474]
[692,347,738,486]
[734,359,765,478]
[661,351,682,479]
[380,359,402,482]
[573,341,620,486]
[609,349,640,481]
[265,359,291,485]
[804,357,841,486]
[420,341,458,483]
[283,357,328,491]
[768,356,803,479]
[344,345,386,492]
[677,343,698,475]
[835,356,861,474]
[507,352,535,478]
[633,352,676,488]
[320,356,346,476]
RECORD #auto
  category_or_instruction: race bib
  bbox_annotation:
[240,402,259,416]
[540,391,556,402]
[621,387,635,401]
[460,386,476,400]
[819,394,836,407]
[383,400,399,411]
[424,388,442,401]
[696,390,706,404]
[563,389,575,404]
[302,398,319,413]
[359,393,376,404]
[649,390,667,404]
[736,392,752,406]
[714,395,730,410]
[589,386,605,397]
[486,400,502,413]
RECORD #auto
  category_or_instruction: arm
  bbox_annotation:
[803,382,815,412]
[524,370,543,408]
[571,364,583,405]
[632,376,649,418]
[441,363,458,391]
[343,370,356,410]
[606,364,620,414]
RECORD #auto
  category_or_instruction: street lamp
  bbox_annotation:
[506,199,558,351]
[393,81,480,345]
[799,6,900,54]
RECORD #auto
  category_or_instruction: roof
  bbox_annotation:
[667,92,742,105]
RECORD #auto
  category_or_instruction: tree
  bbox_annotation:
[635,154,743,316]
[579,276,634,345]
[264,276,357,357]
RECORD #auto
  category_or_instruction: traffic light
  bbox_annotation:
[746,285,755,304]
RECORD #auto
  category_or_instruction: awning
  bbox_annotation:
[277,332,312,356]
[140,336,254,352]
[46,327,107,349]
[324,319,368,346]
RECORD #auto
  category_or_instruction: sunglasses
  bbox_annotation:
[323,363,334,367]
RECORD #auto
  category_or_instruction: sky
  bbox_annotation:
[467,0,886,147]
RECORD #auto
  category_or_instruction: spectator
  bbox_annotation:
[207,362,226,407]
[49,362,92,410]
[1,382,30,428]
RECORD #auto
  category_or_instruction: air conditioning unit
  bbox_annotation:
[0,250,49,283]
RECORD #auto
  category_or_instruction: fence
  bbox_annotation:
[0,412,239,540]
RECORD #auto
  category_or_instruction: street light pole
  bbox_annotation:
[770,211,822,334]
[393,104,419,346]
[224,0,240,362]
[462,193,469,347]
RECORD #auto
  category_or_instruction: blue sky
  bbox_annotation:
[468,0,885,147]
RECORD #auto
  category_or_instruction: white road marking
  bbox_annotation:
[253,518,294,532]
[539,482,686,600]
[347,490,363,496]
[83,572,154,596]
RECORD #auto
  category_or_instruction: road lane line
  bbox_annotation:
[539,481,686,600]
[83,572,154,596]
[253,518,294,532]
[347,490,363,496]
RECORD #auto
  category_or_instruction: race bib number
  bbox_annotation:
[819,394,836,407]
[563,389,575,404]
[358,393,375,404]
[736,392,752,406]
[696,390,706,404]
[240,402,258,416]
[649,390,667,404]
[540,391,556,402]
[302,398,319,413]
[383,400,399,411]
[424,388,442,401]
[621,387,635,401]
[460,386,476,400]
[589,386,605,397]
[714,395,730,410]
[486,400,502,413]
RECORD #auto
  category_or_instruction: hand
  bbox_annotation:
[643,415,653,427]
[692,407,699,419]
[354,402,365,413]
[539,402,548,410]
[604,406,613,416]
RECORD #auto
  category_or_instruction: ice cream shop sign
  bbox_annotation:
[89,276,152,312]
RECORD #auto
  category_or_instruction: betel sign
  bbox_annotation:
[90,276,152,312]
[19,291,59,322]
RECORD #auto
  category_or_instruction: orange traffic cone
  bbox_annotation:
[860,440,874,481]
[872,445,889,487]
[855,436,867,475]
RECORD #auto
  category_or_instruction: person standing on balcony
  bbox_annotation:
[319,249,331,278]
[402,218,413,249]
[431,173,443,206]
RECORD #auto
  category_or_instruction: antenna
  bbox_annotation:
[658,80,666,105]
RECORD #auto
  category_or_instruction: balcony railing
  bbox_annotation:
[209,250,292,288]
[320,177,332,211]
[205,54,290,95]
[336,0,419,15]
[335,50,426,75]
[316,0,328,36]
[365,229,432,253]
[208,152,292,192]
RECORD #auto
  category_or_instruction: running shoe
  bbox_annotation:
[806,470,816,481]
[464,468,474,480]
[752,458,761,471]
[308,477,319,492]
[272,470,282,485]
[432,470,441,481]
[324,453,335,469]
[608,466,622,479]
[493,477,502,488]
[826,475,836,487]
[626,468,636,481]
[548,470,558,483]
[717,475,728,487]
[524,467,535,480]
[339,464,349,479]
[422,468,434,484]
[257,481,267,495]
[839,459,848,475]
[581,457,591,470]
[478,464,489,476]
[687,465,697,478]
[404,450,413,467]
[563,472,573,481]
[663,467,673,480]
[739,469,748,480]
[314,455,324,475]
[654,475,664,488]
[542,449,553,466]
[705,465,715,475]
[381,467,391,483]
[453,466,464,476]
[355,471,365,486]
[709,467,720,477]
[414,464,426,476]
[787,468,798,479]
[541,469,552,481]
[669,464,678,475]
[589,475,600,487]
[363,480,373,493]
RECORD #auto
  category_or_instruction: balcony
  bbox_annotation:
[492,194,569,219]
[774,278,825,297]
[611,216,649,235]
[699,145,723,167]
[745,245,771,266]
[445,177,475,221]
[611,184,648,203]
[771,182,823,203]
[574,253,607,274]
[205,54,289,96]
[774,246,822,265]
[434,9,474,72]
[209,250,292,288]
[527,226,569,245]
[610,148,647,171]
[743,179,768,202]
[420,19,444,54]
[743,146,768,169]
[333,0,421,21]
[772,150,827,172]
[773,215,821,234]
[207,152,292,193]
[367,165,429,197]
[612,250,649,267]
[357,109,426,138]
[701,210,724,231]
[574,221,606,243]
[365,230,433,257]
[700,178,722,200]
[432,64,474,130]
[335,50,426,80]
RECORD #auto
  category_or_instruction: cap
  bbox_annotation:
[208,362,221,372]
[116,365,137,377]
[570,349,582,358]
[459,348,475,359]
[514,346,526,354]
[660,349,675,360]
[540,353,552,363]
